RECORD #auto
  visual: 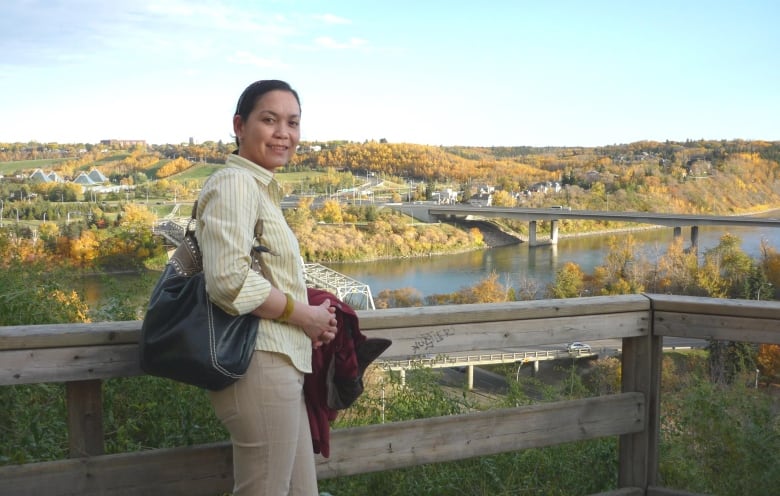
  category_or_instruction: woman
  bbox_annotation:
[197,79,337,495]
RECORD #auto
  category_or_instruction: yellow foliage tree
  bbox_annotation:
[70,229,100,267]
[757,344,780,382]
[317,199,344,224]
[451,272,507,304]
[491,190,516,207]
[120,203,157,230]
[548,261,585,298]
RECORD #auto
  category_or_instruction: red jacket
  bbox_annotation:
[305,288,365,458]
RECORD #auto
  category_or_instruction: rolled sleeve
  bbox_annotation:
[197,169,270,315]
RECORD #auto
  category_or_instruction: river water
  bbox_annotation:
[325,218,780,300]
[81,212,780,311]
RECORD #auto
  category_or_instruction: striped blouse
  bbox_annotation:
[196,154,311,373]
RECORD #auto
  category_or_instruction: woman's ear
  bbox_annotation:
[233,114,243,141]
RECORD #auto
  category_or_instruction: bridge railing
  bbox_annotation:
[1,294,779,496]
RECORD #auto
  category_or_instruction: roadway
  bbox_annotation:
[389,336,706,394]
[428,205,780,229]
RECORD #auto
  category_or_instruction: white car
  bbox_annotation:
[567,342,591,353]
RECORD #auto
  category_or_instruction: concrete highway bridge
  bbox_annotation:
[426,205,780,248]
[381,348,597,390]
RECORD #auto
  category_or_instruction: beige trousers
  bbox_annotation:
[209,351,318,496]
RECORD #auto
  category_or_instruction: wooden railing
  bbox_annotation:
[1,294,779,496]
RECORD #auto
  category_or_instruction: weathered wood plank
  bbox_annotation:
[619,333,662,489]
[316,392,645,479]
[590,488,644,496]
[1,312,649,385]
[0,321,140,351]
[368,312,649,357]
[0,442,234,496]
[0,345,142,385]
[647,486,711,496]
[66,380,104,457]
[0,394,644,495]
[357,294,651,330]
[653,311,780,344]
[0,296,652,351]
[647,293,780,319]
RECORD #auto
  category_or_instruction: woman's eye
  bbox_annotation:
[289,121,300,128]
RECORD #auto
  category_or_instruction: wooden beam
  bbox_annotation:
[357,294,651,330]
[316,393,644,479]
[0,344,142,386]
[0,321,139,351]
[647,294,780,319]
[365,311,649,357]
[653,311,780,345]
[0,394,644,495]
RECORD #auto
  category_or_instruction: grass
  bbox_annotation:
[0,158,63,175]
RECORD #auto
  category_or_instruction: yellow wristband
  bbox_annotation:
[277,293,295,322]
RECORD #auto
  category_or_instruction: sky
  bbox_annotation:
[1,0,778,148]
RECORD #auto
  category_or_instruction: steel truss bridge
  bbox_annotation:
[153,217,376,310]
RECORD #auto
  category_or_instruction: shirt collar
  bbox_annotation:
[226,153,275,187]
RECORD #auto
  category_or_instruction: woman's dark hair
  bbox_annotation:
[234,80,300,147]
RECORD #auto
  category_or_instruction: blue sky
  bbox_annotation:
[1,0,778,147]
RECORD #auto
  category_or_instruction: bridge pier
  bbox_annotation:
[672,225,700,252]
[528,220,559,247]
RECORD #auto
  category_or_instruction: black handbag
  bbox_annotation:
[140,209,260,391]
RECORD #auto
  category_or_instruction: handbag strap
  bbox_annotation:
[170,200,264,278]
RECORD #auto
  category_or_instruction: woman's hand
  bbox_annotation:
[252,290,338,348]
[300,299,338,348]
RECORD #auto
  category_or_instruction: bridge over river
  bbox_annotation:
[426,205,780,247]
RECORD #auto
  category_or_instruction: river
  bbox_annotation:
[80,212,780,311]
[325,218,780,300]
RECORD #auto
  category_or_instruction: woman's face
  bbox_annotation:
[234,89,300,171]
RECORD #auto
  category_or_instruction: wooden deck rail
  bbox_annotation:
[1,294,779,496]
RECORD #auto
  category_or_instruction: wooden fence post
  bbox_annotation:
[619,317,662,488]
[66,379,104,457]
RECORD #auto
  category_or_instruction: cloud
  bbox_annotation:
[313,36,368,50]
[314,13,351,25]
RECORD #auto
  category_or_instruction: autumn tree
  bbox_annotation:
[592,235,646,295]
[652,236,699,294]
[547,262,585,298]
[491,190,517,207]
[696,234,758,385]
[317,199,344,224]
[375,288,424,309]
[757,344,780,383]
[447,272,508,304]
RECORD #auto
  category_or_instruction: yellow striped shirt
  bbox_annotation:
[196,154,311,373]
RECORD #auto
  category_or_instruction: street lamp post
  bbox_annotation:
[0,199,4,227]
